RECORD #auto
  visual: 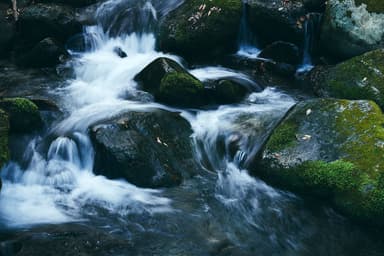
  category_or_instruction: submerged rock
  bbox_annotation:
[158,0,242,59]
[113,47,127,58]
[134,57,204,107]
[0,98,43,133]
[320,0,384,60]
[1,223,132,255]
[90,109,199,188]
[255,98,384,224]
[312,49,384,109]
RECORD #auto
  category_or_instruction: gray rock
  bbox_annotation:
[90,109,199,188]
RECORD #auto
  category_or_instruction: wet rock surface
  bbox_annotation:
[91,109,199,188]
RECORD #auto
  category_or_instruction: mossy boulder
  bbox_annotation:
[204,79,249,104]
[313,49,384,109]
[0,98,43,133]
[157,0,242,59]
[158,72,204,106]
[134,57,204,107]
[320,0,384,60]
[90,109,199,188]
[0,109,9,191]
[255,98,384,224]
[246,0,307,46]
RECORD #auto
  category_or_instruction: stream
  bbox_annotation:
[0,0,383,255]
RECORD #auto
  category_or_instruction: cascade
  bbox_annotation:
[0,1,382,254]
[237,0,261,58]
[297,13,322,73]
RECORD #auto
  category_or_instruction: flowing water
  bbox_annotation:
[0,1,383,255]
[236,1,260,59]
[297,13,322,73]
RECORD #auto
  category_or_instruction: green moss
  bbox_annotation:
[298,160,358,191]
[266,121,298,152]
[326,49,384,109]
[259,99,384,223]
[355,0,384,13]
[334,101,384,179]
[0,98,39,114]
[0,98,42,133]
[158,72,204,106]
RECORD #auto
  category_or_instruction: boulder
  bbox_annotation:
[259,41,301,65]
[246,0,307,46]
[158,0,242,59]
[312,49,384,109]
[36,0,98,7]
[0,98,43,133]
[16,37,68,68]
[255,98,384,224]
[204,79,249,104]
[90,109,199,188]
[134,57,204,106]
[303,0,326,12]
[320,0,384,60]
[0,18,15,58]
[113,47,127,58]
[17,3,82,45]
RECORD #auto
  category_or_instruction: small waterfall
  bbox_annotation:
[237,1,260,58]
[297,13,322,73]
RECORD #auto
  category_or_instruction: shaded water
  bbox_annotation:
[0,1,383,255]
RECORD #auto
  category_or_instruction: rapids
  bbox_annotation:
[0,0,383,255]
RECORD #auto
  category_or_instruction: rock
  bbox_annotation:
[29,98,60,112]
[158,0,242,59]
[158,72,204,106]
[0,109,9,191]
[320,0,384,60]
[90,109,199,188]
[36,0,98,7]
[255,98,384,224]
[134,57,204,106]
[246,0,307,46]
[1,223,132,256]
[17,3,82,46]
[0,98,43,133]
[303,0,326,12]
[0,18,15,58]
[313,49,384,109]
[0,61,63,99]
[204,79,249,104]
[113,46,127,58]
[16,37,68,68]
[259,41,301,65]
